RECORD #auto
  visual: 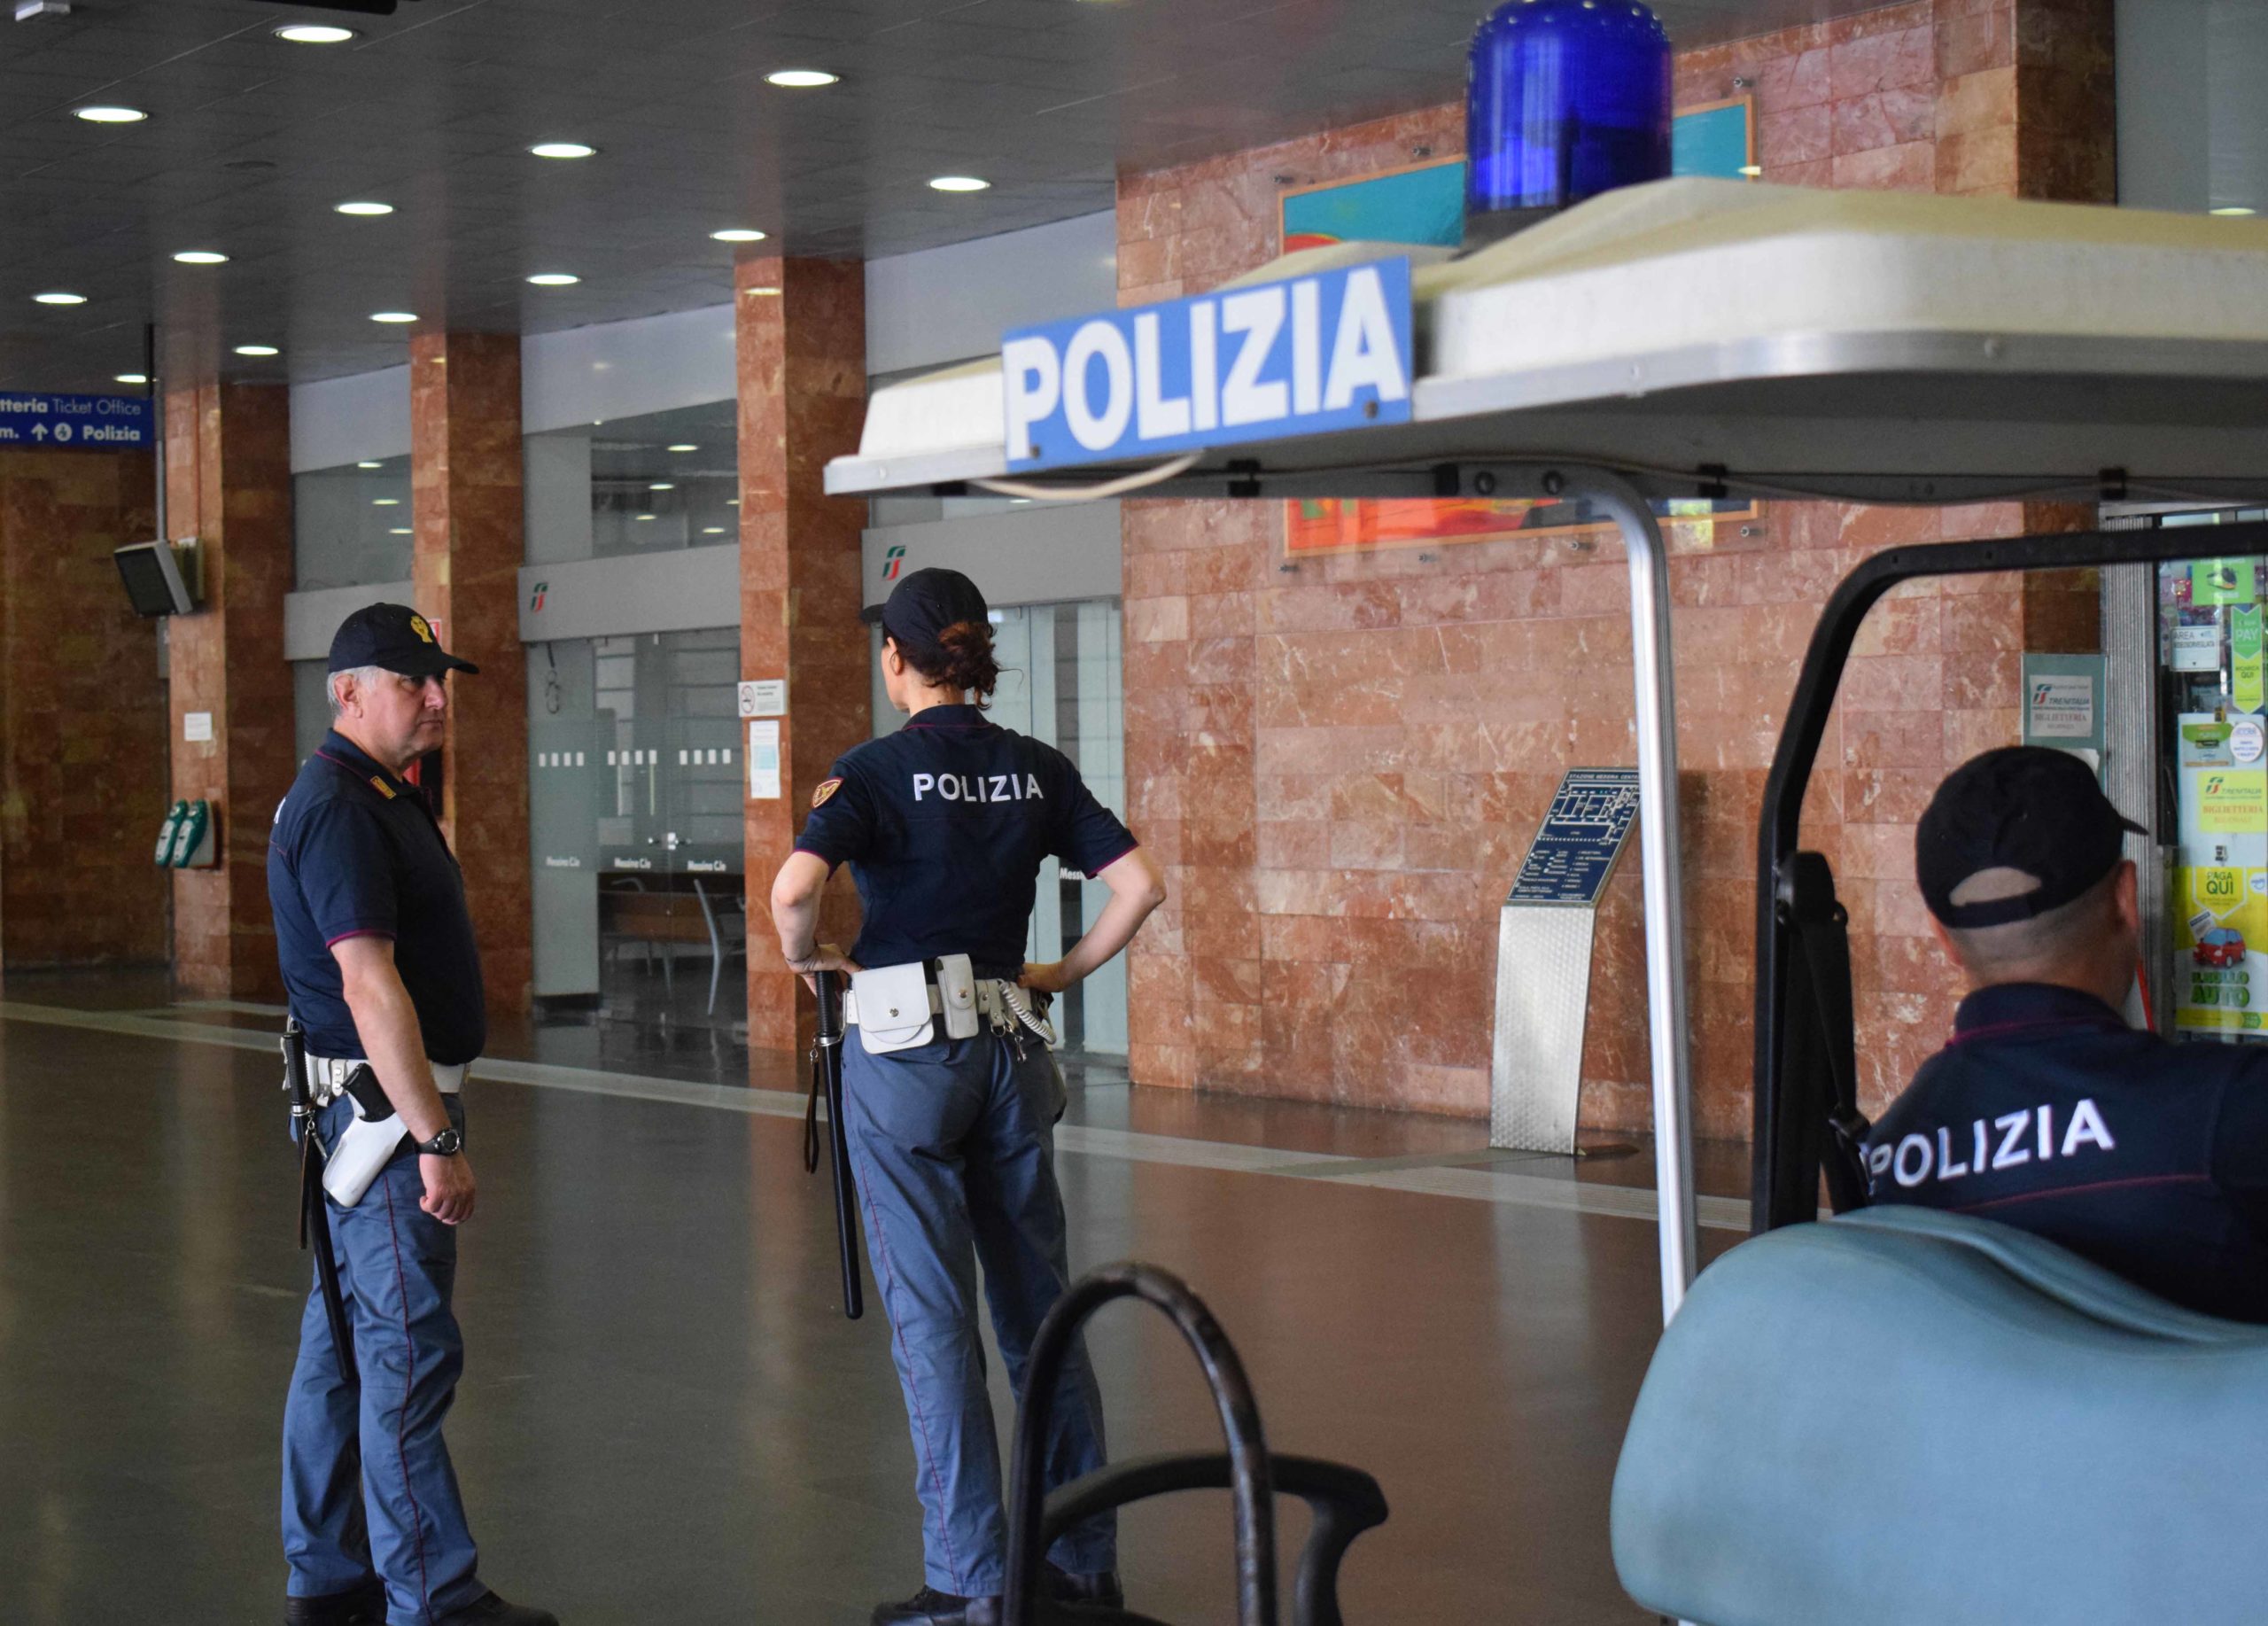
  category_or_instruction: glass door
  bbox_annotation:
[2156,523,2268,1043]
[532,629,745,1031]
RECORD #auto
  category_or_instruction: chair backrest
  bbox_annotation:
[1612,1207,2268,1626]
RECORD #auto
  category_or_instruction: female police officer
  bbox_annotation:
[771,567,1166,1626]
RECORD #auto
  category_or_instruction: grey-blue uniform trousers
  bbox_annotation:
[268,732,490,1624]
[796,704,1135,1596]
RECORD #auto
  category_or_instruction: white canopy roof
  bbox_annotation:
[827,178,2268,506]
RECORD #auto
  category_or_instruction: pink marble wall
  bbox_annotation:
[1116,0,2117,1138]
[164,382,296,1000]
[0,447,168,973]
[737,255,870,1056]
[410,330,533,1017]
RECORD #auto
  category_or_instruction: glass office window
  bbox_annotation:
[530,627,746,1031]
[292,454,416,761]
[525,401,739,564]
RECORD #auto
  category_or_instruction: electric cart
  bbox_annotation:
[832,177,2268,1623]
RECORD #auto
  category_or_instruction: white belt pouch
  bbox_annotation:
[850,954,980,1054]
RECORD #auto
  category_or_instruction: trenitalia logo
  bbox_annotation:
[530,580,548,611]
[882,545,906,582]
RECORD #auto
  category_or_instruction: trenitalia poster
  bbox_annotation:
[2175,712,2268,1035]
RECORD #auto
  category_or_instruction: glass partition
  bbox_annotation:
[530,627,745,1031]
[291,454,416,761]
[524,401,739,564]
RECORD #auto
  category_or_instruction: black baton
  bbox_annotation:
[811,972,864,1320]
[284,1017,357,1384]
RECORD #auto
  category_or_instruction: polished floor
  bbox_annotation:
[0,973,1743,1624]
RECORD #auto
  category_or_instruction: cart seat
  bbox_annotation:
[1612,1206,2268,1626]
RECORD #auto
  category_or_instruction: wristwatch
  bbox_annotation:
[416,1127,463,1157]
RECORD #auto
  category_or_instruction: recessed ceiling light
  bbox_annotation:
[336,200,394,217]
[234,344,280,357]
[2212,206,2258,217]
[116,372,148,385]
[635,513,657,521]
[174,250,229,265]
[389,527,412,535]
[1737,164,1763,178]
[702,526,726,534]
[726,497,741,506]
[530,142,597,159]
[357,461,382,470]
[667,443,698,453]
[929,175,990,193]
[34,292,86,305]
[649,482,675,491]
[275,23,357,43]
[765,69,840,88]
[373,498,400,506]
[526,272,580,286]
[74,105,146,124]
[370,311,417,323]
[711,228,767,243]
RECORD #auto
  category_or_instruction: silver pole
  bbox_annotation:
[1579,471,1697,1323]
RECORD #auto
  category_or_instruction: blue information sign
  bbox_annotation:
[1000,256,1413,473]
[0,391,153,450]
[1507,769,1642,906]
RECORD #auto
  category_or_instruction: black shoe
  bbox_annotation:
[284,1580,384,1626]
[870,1586,1001,1626]
[1045,1563,1125,1611]
[433,1590,559,1626]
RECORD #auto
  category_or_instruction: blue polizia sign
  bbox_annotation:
[0,391,152,449]
[1001,256,1413,473]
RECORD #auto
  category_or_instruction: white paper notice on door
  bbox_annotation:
[749,720,781,799]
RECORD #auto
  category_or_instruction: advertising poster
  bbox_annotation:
[2234,604,2264,713]
[2176,714,2268,1035]
[2192,558,2259,608]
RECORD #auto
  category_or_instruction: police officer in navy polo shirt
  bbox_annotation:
[1865,745,2268,1322]
[771,568,1167,1626]
[268,604,555,1626]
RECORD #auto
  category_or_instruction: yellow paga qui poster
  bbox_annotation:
[2176,863,2268,1032]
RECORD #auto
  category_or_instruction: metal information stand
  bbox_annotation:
[1492,769,1640,1154]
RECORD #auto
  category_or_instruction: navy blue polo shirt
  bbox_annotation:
[267,730,486,1065]
[1864,982,2268,1322]
[794,704,1138,977]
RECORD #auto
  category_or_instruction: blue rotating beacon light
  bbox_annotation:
[1464,0,1673,245]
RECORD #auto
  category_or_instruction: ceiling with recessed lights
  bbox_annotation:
[0,0,1989,393]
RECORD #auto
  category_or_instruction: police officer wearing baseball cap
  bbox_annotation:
[773,568,1168,1624]
[1864,745,2268,1321]
[268,604,555,1626]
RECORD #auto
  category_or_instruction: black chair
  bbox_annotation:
[1002,1262,1389,1626]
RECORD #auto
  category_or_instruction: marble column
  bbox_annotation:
[0,447,167,980]
[410,331,532,1018]
[165,382,296,1000]
[737,255,869,1056]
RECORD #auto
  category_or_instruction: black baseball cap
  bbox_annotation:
[328,603,479,678]
[1915,746,2145,929]
[863,566,989,655]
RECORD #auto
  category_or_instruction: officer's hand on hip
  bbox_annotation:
[421,1151,477,1225]
[788,943,861,994]
[1020,961,1074,996]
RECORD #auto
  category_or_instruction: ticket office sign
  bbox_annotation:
[1000,257,1413,473]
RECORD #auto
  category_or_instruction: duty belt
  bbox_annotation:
[306,1055,468,1106]
[843,978,1057,1049]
